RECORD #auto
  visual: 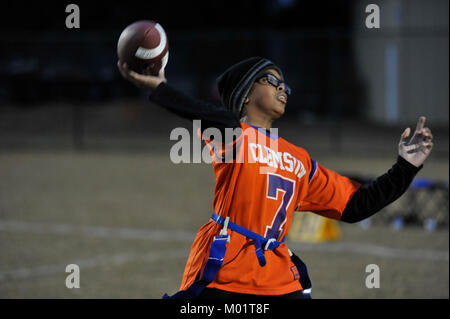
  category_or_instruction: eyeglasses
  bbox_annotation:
[256,73,292,96]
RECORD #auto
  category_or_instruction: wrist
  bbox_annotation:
[397,155,423,172]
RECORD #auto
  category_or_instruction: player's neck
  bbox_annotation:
[241,112,273,130]
[241,117,272,130]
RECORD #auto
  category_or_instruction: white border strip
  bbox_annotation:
[135,23,167,60]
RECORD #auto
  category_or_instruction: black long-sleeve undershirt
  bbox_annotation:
[149,82,240,135]
[340,156,421,223]
[148,82,423,223]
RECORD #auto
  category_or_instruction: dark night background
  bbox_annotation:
[0,0,448,299]
[0,0,360,119]
[0,0,448,142]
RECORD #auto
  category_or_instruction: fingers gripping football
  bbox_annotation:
[117,60,166,91]
[398,116,434,167]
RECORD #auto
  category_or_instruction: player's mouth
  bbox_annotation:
[277,93,287,104]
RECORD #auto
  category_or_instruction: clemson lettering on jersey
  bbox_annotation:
[248,142,306,179]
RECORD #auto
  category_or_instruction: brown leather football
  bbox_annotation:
[117,20,169,75]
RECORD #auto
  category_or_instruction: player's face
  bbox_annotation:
[246,69,288,119]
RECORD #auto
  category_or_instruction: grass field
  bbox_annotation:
[0,150,448,298]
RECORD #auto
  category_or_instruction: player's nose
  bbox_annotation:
[277,84,287,93]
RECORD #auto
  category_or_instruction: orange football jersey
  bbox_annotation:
[180,123,360,295]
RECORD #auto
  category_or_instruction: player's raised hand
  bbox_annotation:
[117,60,166,91]
[398,116,434,167]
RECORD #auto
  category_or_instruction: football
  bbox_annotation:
[117,20,169,75]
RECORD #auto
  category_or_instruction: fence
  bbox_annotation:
[358,178,449,230]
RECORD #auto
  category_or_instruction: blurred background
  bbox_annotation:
[0,0,448,298]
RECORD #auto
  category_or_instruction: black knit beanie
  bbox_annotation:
[216,57,283,118]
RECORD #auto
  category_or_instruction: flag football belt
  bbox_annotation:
[162,213,310,299]
[211,212,285,267]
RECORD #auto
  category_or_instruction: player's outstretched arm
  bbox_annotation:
[341,116,433,223]
[117,60,241,136]
[398,116,434,167]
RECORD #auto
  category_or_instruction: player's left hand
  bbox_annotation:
[398,116,434,167]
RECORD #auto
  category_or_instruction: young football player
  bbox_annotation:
[117,57,433,299]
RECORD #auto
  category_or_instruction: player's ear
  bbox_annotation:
[244,83,257,106]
